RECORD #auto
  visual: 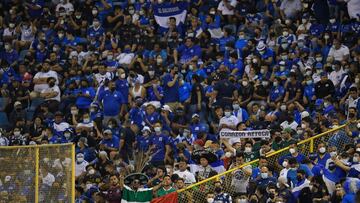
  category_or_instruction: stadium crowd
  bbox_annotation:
[0,0,359,202]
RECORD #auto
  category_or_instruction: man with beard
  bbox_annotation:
[98,80,125,126]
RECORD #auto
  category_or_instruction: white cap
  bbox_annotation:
[278,176,289,187]
[5,176,11,182]
[256,41,266,51]
[14,101,22,108]
[161,105,172,112]
[142,126,151,132]
[301,111,310,119]
[279,61,285,66]
[192,113,200,119]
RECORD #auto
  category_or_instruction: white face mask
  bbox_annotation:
[261,172,268,179]
[154,127,162,133]
[224,111,231,118]
[280,105,286,111]
[207,198,214,203]
[282,161,288,168]
[301,123,306,129]
[316,57,322,62]
[280,66,286,71]
[319,147,326,154]
[301,19,307,24]
[83,118,90,123]
[355,78,360,83]
[289,148,296,154]
[242,81,248,86]
[244,147,252,153]
[92,10,98,15]
[9,23,15,28]
[232,104,240,110]
[14,131,21,136]
[58,33,64,38]
[107,55,113,60]
[330,151,337,157]
[273,81,278,87]
[283,31,289,36]
[64,133,71,139]
[77,157,84,163]
[156,58,163,65]
[353,157,359,163]
[281,43,288,49]
[329,19,336,24]
[88,169,95,175]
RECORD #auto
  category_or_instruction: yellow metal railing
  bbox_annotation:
[0,143,75,203]
[177,121,355,201]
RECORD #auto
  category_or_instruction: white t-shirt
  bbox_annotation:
[94,72,113,85]
[33,71,59,92]
[41,85,61,102]
[53,122,70,132]
[217,0,238,15]
[56,3,74,14]
[329,69,345,87]
[117,53,135,65]
[173,170,196,184]
[42,173,55,187]
[3,28,16,37]
[75,161,88,177]
[219,115,239,145]
[345,0,360,20]
[328,45,350,61]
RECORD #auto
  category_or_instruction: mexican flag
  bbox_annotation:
[150,192,178,203]
[121,185,153,203]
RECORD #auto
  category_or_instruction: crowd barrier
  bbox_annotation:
[177,122,354,202]
[0,143,75,203]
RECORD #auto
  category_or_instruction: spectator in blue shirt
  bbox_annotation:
[1,42,19,67]
[87,18,105,40]
[174,37,202,65]
[99,129,119,158]
[149,122,171,165]
[75,79,96,110]
[98,80,124,126]
[161,67,180,107]
[268,77,286,107]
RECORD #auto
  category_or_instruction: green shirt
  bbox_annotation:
[156,186,176,197]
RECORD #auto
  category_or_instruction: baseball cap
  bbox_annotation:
[192,113,200,118]
[142,126,151,132]
[161,105,172,112]
[301,111,310,119]
[13,101,22,108]
[315,62,323,69]
[256,41,266,51]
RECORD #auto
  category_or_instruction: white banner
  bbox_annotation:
[220,130,270,139]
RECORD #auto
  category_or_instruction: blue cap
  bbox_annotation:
[301,48,310,53]
[320,71,327,77]
[315,99,324,106]
[315,62,323,69]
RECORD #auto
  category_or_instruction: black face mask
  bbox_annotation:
[214,187,222,193]
[110,87,116,92]
[268,193,275,199]
[49,82,55,87]
[348,113,355,119]
[296,175,303,182]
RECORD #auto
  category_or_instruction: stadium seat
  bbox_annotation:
[28,98,44,111]
[0,97,9,112]
[0,112,10,129]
